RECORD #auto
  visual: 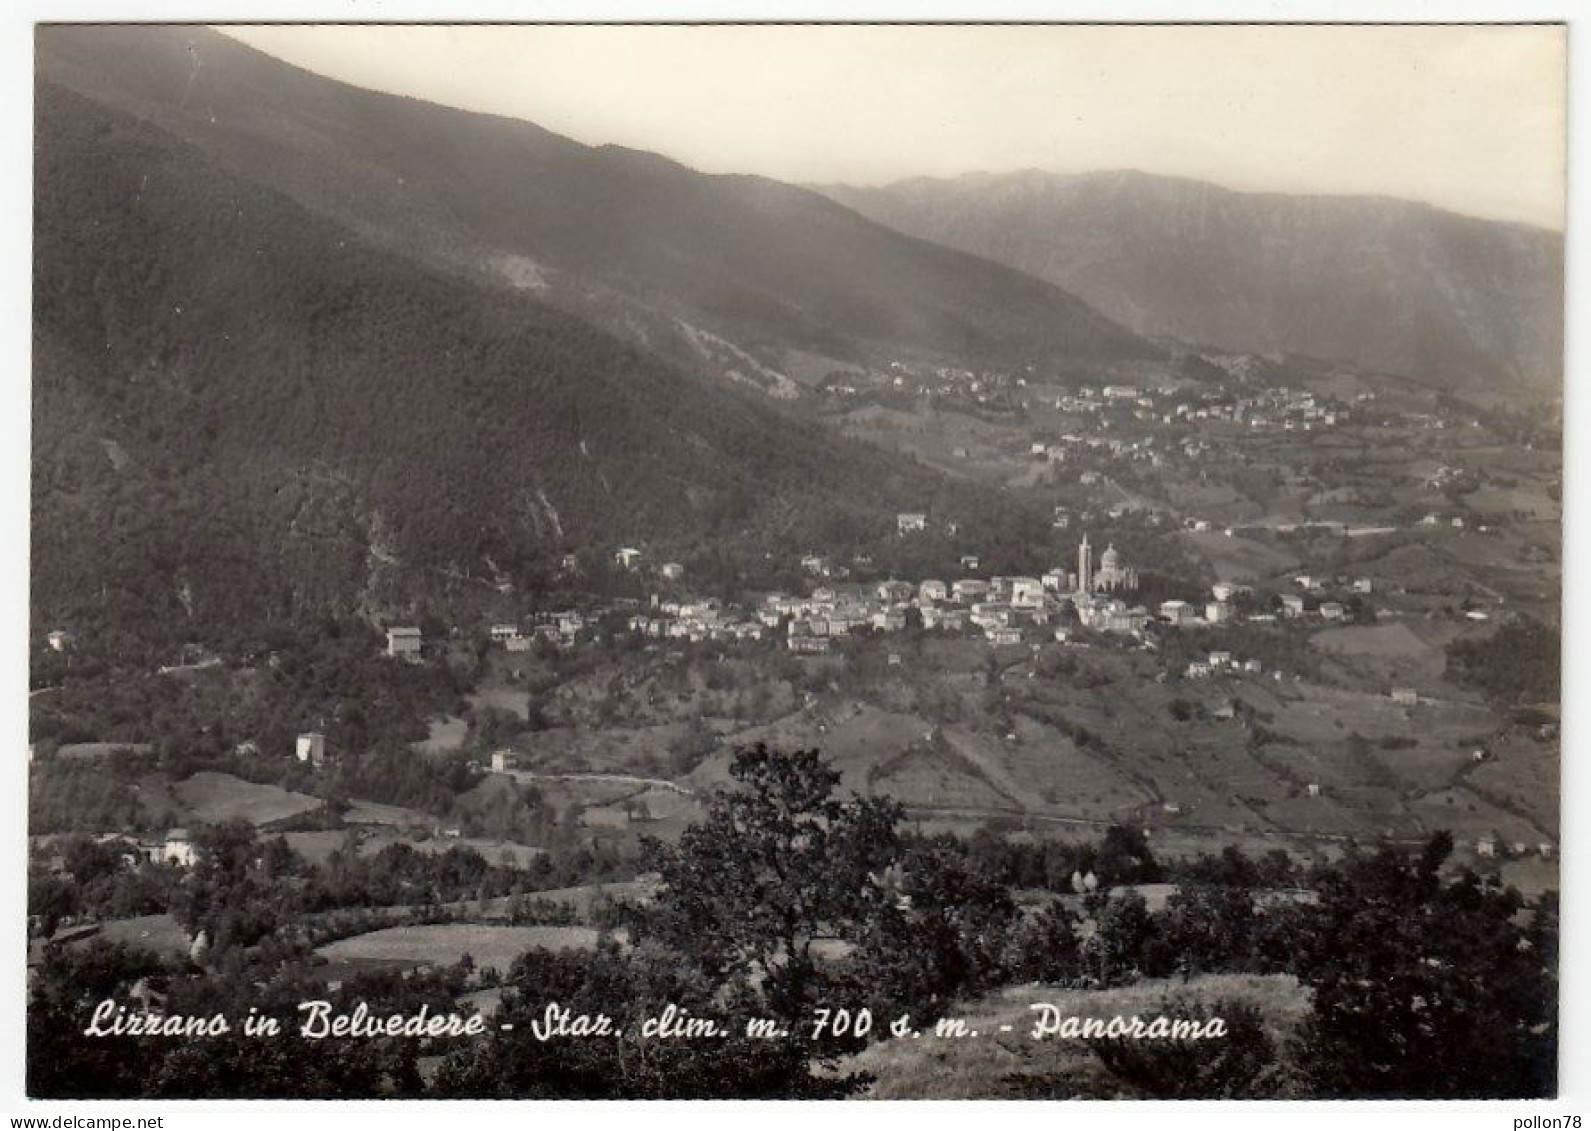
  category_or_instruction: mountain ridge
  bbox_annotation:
[837,166,1560,234]
[36,25,1155,379]
[817,167,1563,393]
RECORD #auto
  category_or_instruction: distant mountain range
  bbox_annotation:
[36,27,1152,387]
[819,169,1563,394]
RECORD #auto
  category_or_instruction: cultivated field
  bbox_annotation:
[1182,531,1301,582]
[173,772,323,827]
[415,716,468,756]
[67,913,191,960]
[354,828,547,870]
[56,742,154,761]
[342,798,435,828]
[469,686,531,721]
[315,923,602,973]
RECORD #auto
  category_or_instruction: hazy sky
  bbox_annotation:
[220,23,1566,229]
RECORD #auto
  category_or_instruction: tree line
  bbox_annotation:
[28,744,1556,1100]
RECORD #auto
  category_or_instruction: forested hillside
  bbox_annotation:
[37,26,1154,376]
[33,83,1026,657]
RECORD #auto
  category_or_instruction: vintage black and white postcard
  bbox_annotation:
[15,11,1575,1114]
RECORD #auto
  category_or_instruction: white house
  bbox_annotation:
[385,626,423,661]
[877,580,913,602]
[788,635,831,654]
[953,579,990,603]
[1159,600,1194,627]
[490,750,518,773]
[1009,578,1046,609]
[163,828,198,868]
[295,731,327,766]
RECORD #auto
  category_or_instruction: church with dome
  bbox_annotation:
[1075,533,1139,595]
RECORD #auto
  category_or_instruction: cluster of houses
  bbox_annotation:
[1044,382,1348,447]
[1161,573,1376,632]
[825,359,1354,459]
[1473,833,1555,861]
[610,547,686,578]
[457,529,1384,664]
[778,550,1377,658]
[895,512,962,538]
[232,729,330,767]
[396,610,602,657]
[783,534,1146,653]
[999,382,1357,497]
[1146,384,1345,434]
[41,827,201,873]
[1420,512,1488,534]
[831,359,1032,409]
[496,612,590,650]
[1182,651,1266,681]
[461,536,1164,658]
[627,600,767,645]
[1276,571,1373,622]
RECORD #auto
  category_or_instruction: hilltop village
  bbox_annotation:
[433,530,1352,677]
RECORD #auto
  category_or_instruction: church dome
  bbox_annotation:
[1100,544,1121,570]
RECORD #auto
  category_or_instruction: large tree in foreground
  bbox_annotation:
[645,744,903,1019]
[1292,832,1557,1098]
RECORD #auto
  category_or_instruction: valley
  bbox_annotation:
[24,22,1563,1103]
